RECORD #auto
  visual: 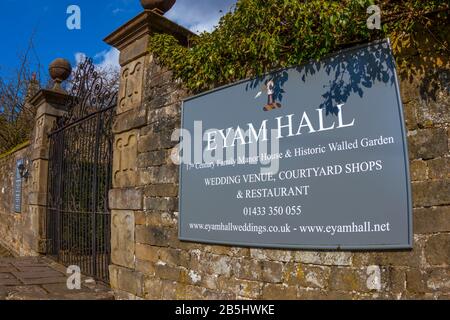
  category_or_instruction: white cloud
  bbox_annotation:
[74,48,120,72]
[165,0,236,33]
[74,52,86,65]
[94,48,120,72]
[112,8,125,15]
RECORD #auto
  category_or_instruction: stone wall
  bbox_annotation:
[0,144,37,256]
[0,89,67,257]
[0,10,447,300]
[106,13,449,300]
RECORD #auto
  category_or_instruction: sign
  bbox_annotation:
[14,159,23,213]
[179,39,413,250]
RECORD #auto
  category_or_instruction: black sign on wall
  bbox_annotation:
[14,159,23,213]
[179,39,413,250]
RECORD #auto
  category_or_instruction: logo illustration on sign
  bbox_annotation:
[255,79,283,111]
[179,39,412,250]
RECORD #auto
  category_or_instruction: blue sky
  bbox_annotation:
[0,0,236,81]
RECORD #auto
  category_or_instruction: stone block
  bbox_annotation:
[232,258,262,281]
[28,160,49,206]
[294,252,352,266]
[297,288,330,300]
[147,71,174,92]
[111,210,135,268]
[146,112,180,134]
[408,128,448,160]
[135,259,156,276]
[135,211,146,225]
[135,225,175,247]
[412,180,450,207]
[402,101,418,130]
[138,130,177,153]
[144,277,163,299]
[261,260,284,283]
[109,265,144,297]
[118,56,146,114]
[137,150,167,167]
[415,94,450,127]
[385,267,407,297]
[406,269,427,293]
[426,268,450,292]
[329,267,370,292]
[352,248,421,268]
[414,206,450,234]
[109,188,143,210]
[144,184,179,197]
[118,37,149,67]
[113,107,147,133]
[427,158,449,180]
[135,244,159,263]
[399,78,420,104]
[113,130,138,188]
[218,278,261,299]
[158,247,190,268]
[145,211,178,228]
[143,197,178,212]
[154,264,185,282]
[28,205,46,237]
[113,289,142,300]
[425,234,450,266]
[250,249,292,262]
[410,160,428,181]
[139,165,178,185]
[284,263,331,289]
[31,114,57,161]
[147,103,181,128]
[160,280,178,299]
[261,283,298,300]
[204,254,232,277]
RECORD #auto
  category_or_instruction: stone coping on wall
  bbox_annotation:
[0,141,30,161]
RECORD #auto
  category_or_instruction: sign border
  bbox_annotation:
[178,38,413,251]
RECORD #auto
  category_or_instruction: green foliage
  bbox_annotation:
[148,0,449,93]
[0,140,29,161]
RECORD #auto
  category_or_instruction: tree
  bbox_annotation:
[148,0,449,93]
[0,35,42,154]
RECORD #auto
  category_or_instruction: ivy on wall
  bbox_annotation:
[148,0,449,93]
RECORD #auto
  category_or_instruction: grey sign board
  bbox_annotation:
[179,39,413,250]
[14,159,23,213]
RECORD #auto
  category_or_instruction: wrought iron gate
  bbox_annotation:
[46,58,117,282]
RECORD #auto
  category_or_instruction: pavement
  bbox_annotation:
[0,245,114,300]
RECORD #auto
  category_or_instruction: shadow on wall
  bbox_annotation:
[246,40,396,117]
[393,25,450,103]
[245,28,449,117]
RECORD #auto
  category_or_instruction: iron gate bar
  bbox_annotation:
[46,57,117,282]
[48,105,115,137]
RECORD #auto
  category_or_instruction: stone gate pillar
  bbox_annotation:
[104,9,193,298]
[28,59,71,253]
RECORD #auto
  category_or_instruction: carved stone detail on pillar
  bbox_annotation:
[111,210,135,268]
[32,115,57,160]
[113,130,139,187]
[34,117,44,147]
[32,206,46,236]
[118,57,145,114]
[29,159,48,206]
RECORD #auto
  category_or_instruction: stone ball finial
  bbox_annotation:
[49,58,72,92]
[140,0,176,14]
